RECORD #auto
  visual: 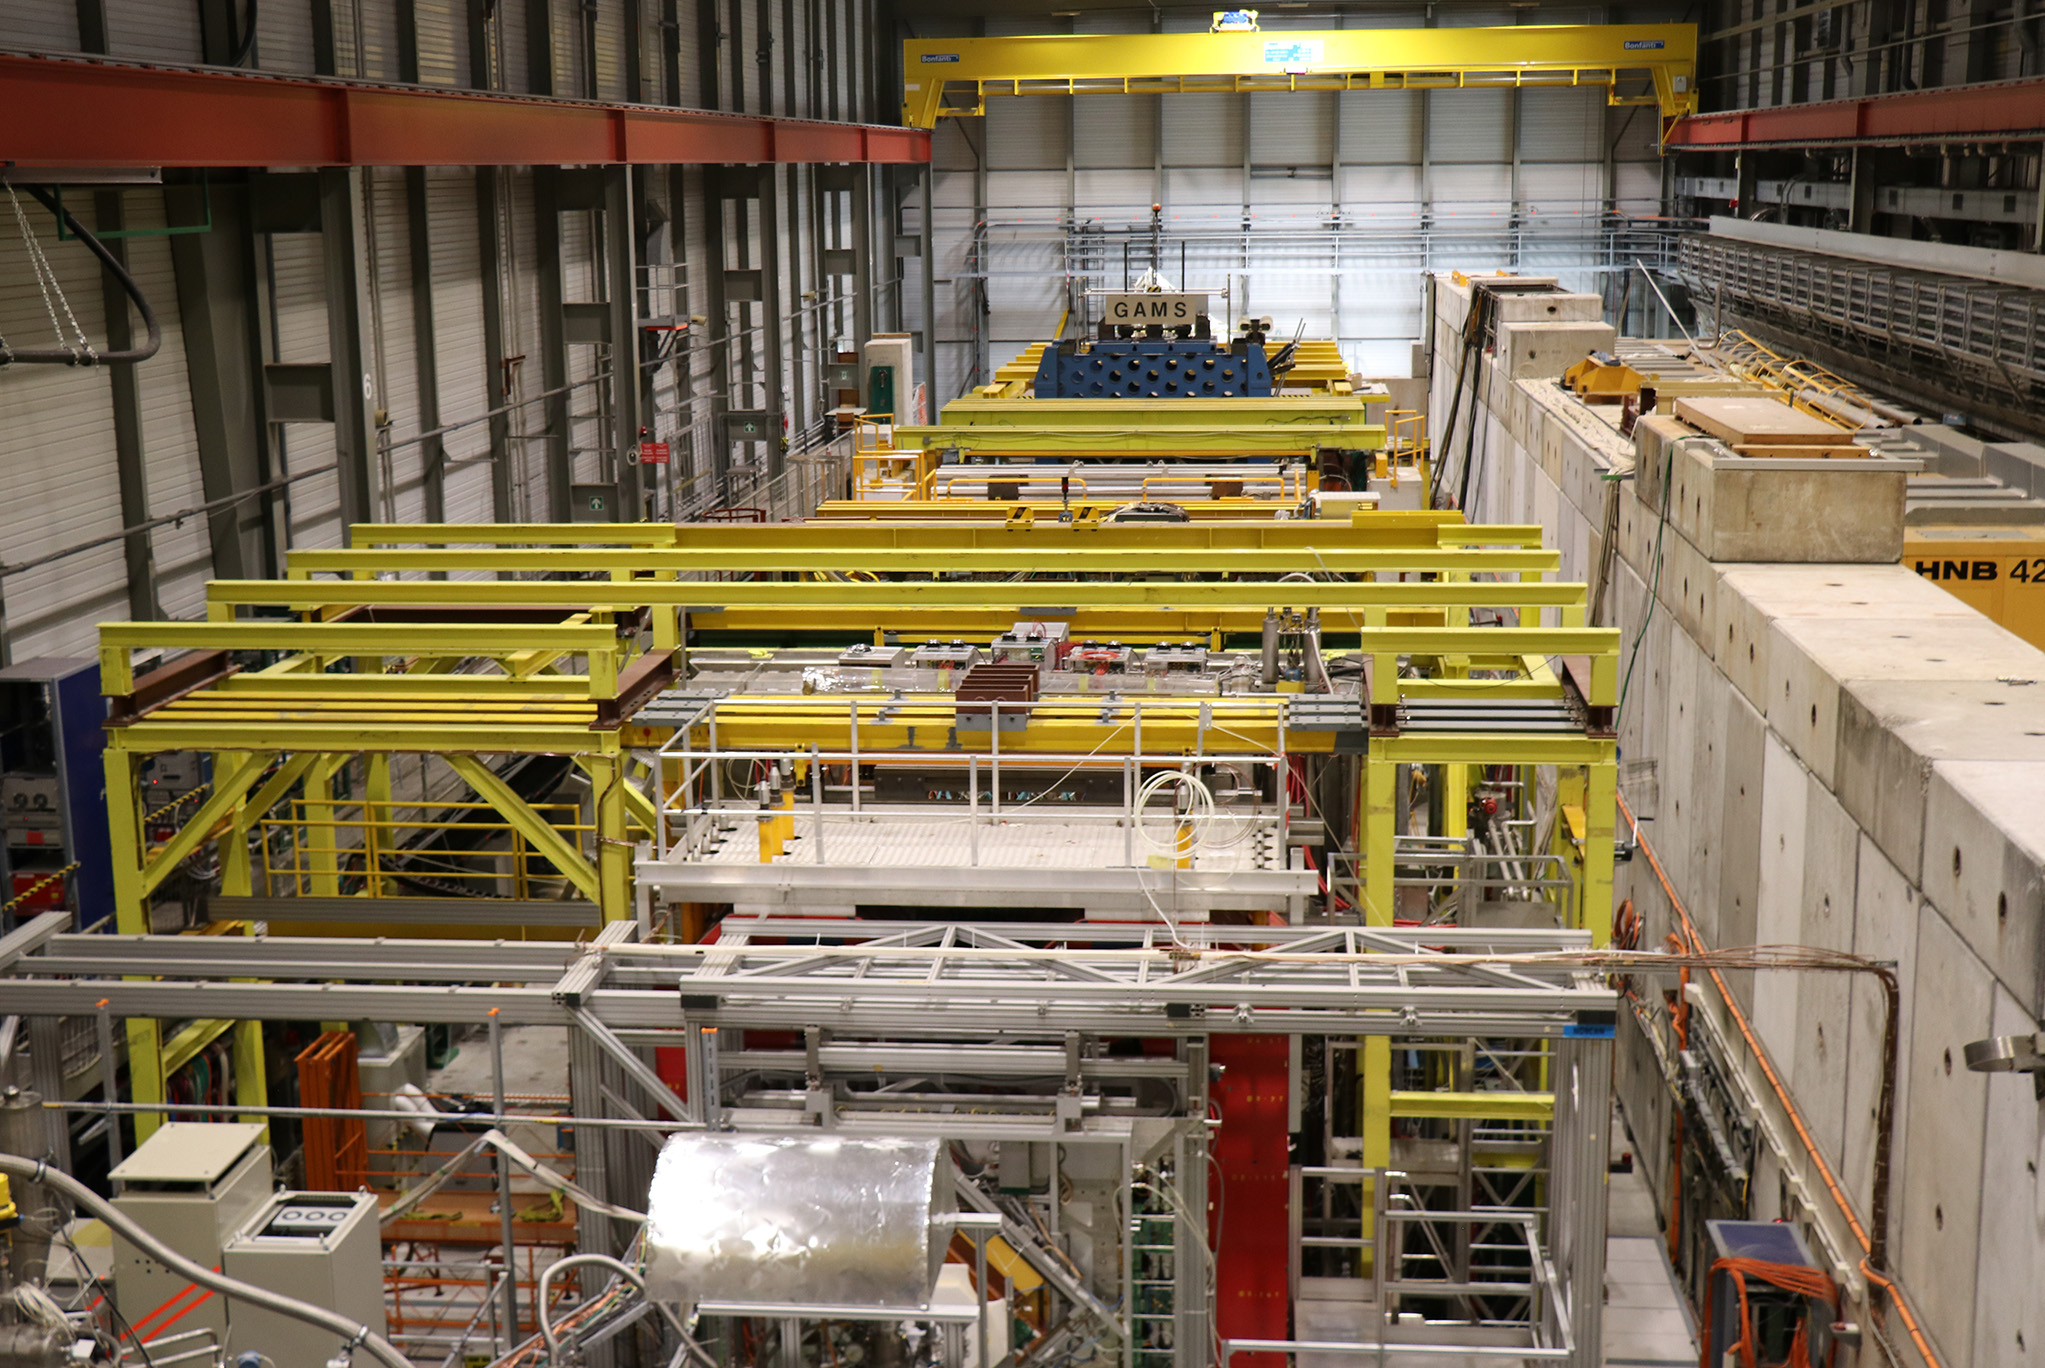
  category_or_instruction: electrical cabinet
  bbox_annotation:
[222,1192,385,1368]
[110,1123,274,1343]
[0,658,111,931]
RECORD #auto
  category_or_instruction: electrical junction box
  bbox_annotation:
[991,622,1071,667]
[838,642,911,668]
[1142,642,1210,674]
[910,640,982,670]
[111,1123,274,1344]
[223,1192,386,1368]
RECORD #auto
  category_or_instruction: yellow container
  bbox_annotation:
[1904,524,2045,651]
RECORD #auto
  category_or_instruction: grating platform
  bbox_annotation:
[639,810,1314,921]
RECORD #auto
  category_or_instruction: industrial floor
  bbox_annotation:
[1600,1104,1696,1368]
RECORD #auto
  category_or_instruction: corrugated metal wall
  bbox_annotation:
[0,0,896,654]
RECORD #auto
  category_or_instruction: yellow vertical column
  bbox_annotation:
[365,754,393,897]
[304,757,343,896]
[1582,754,1617,946]
[102,744,166,1142]
[1360,741,1396,1273]
[218,759,271,1136]
[586,751,631,922]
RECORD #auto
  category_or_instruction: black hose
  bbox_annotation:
[228,0,260,67]
[2,185,162,366]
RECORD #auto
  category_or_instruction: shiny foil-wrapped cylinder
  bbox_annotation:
[644,1134,945,1309]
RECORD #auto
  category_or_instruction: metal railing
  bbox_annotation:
[1676,231,2045,390]
[651,699,1290,874]
[1266,1166,1573,1364]
[258,799,592,900]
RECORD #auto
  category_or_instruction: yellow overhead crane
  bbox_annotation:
[903,23,1700,135]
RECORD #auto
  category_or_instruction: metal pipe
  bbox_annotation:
[0,1151,412,1368]
[488,1011,518,1352]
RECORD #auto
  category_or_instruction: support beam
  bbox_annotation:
[1669,74,2045,149]
[446,755,601,903]
[403,167,447,524]
[0,55,932,168]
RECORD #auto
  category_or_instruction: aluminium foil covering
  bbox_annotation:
[644,1134,946,1310]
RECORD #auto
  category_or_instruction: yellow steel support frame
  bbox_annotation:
[902,25,1700,130]
[343,515,1542,551]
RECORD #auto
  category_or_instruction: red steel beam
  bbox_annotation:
[1668,75,2045,149]
[0,53,930,168]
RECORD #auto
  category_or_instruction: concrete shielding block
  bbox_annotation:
[1498,321,1617,379]
[1921,760,2045,1016]
[1896,908,1994,1364]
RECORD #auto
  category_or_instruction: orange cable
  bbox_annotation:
[1618,790,1945,1368]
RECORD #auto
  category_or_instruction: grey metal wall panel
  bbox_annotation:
[1338,91,1422,166]
[555,0,587,96]
[268,231,345,550]
[1519,87,1604,163]
[10,1,80,51]
[1160,94,1242,168]
[499,0,530,92]
[366,169,425,528]
[119,191,212,621]
[1073,95,1154,172]
[1427,88,1512,164]
[0,193,126,656]
[413,0,468,85]
[105,0,200,62]
[257,0,318,73]
[594,0,628,100]
[987,99,1069,173]
[1249,92,1333,168]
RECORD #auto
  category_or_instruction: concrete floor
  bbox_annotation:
[1602,1103,1697,1368]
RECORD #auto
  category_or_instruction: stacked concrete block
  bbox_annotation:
[1423,271,2045,1368]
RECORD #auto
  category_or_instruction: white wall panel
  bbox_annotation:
[1519,87,1604,163]
[1340,164,1422,211]
[105,0,200,62]
[1429,164,1513,212]
[1073,95,1153,171]
[1250,92,1333,167]
[1339,92,1421,166]
[1161,94,1242,168]
[0,199,125,657]
[11,1,79,51]
[1073,170,1152,217]
[987,100,1069,173]
[1427,88,1511,164]
[1520,163,1601,213]
[985,171,1068,210]
[1164,167,1240,208]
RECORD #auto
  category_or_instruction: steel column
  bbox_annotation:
[534,169,573,520]
[94,189,160,621]
[603,166,646,515]
[476,167,517,521]
[403,166,447,524]
[320,168,382,528]
[169,181,271,580]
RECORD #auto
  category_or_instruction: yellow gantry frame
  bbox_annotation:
[98,621,641,1140]
[103,517,1619,1167]
[903,24,1699,132]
